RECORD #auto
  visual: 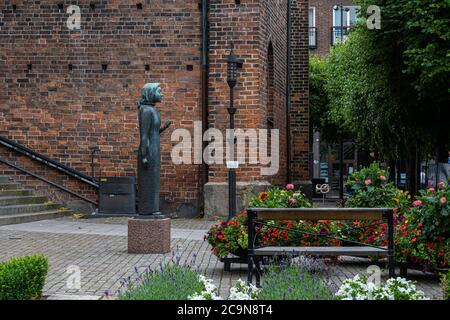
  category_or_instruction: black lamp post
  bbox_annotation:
[334,4,349,201]
[227,42,238,220]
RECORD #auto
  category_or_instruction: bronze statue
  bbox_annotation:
[138,83,172,216]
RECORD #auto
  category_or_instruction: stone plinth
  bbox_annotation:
[204,181,271,218]
[128,217,171,254]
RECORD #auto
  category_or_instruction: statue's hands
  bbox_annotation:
[160,119,172,134]
[142,156,150,168]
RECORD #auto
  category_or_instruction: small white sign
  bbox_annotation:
[226,161,239,169]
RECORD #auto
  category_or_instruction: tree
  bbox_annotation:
[309,55,340,144]
[323,0,450,194]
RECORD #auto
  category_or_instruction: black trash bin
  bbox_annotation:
[98,177,136,215]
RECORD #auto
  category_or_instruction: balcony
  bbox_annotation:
[309,27,317,49]
[331,26,353,46]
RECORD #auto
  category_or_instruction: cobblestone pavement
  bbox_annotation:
[0,217,443,300]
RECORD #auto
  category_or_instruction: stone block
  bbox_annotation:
[128,217,171,254]
[204,181,271,218]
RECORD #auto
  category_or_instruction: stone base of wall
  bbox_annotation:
[204,181,271,218]
[160,198,200,219]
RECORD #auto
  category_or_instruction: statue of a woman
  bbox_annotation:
[138,83,172,216]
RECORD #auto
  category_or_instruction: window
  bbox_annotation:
[309,7,316,28]
[332,6,360,45]
[309,7,317,48]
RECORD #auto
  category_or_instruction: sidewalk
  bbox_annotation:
[0,216,443,299]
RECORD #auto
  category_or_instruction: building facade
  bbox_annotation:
[0,0,310,217]
[309,0,358,56]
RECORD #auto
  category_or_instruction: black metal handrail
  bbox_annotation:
[0,136,99,188]
[0,158,98,206]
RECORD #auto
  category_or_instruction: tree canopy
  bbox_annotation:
[309,0,450,192]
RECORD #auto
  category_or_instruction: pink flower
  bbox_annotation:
[438,182,446,189]
[412,200,422,207]
[286,183,295,190]
[365,179,372,186]
[379,176,386,181]
[428,188,435,193]
[440,197,447,205]
[289,198,296,205]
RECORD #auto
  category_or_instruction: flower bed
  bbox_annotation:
[336,275,428,300]
[205,186,318,258]
[395,182,450,270]
[205,167,450,271]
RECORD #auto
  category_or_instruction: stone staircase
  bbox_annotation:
[0,175,72,226]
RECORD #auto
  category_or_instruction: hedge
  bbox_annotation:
[0,255,49,300]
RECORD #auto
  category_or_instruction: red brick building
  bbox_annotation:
[309,0,357,56]
[0,0,310,217]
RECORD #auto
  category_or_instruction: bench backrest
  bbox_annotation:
[247,208,393,221]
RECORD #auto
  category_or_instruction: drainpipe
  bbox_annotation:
[199,0,209,214]
[286,0,292,183]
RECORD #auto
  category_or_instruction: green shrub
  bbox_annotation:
[249,186,312,208]
[409,181,450,241]
[0,255,49,300]
[119,263,205,300]
[345,162,410,208]
[258,262,334,300]
[441,271,450,300]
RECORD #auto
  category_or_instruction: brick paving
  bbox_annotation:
[0,217,443,300]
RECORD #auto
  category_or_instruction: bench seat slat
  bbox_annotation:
[249,208,392,220]
[252,246,388,256]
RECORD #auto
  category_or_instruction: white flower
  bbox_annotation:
[335,275,428,300]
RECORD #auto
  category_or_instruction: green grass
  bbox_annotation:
[118,263,205,300]
[258,262,335,300]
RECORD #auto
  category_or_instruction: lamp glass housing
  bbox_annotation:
[227,52,237,87]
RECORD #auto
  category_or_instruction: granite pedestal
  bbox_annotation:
[128,217,171,254]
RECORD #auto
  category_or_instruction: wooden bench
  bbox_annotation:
[246,207,395,285]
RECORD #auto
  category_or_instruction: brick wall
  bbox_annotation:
[0,0,310,215]
[0,0,203,215]
[290,0,310,183]
[207,0,291,186]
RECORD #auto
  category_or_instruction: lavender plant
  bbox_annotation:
[257,257,335,300]
[118,262,205,300]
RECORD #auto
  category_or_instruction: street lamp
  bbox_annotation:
[334,4,349,201]
[227,42,238,220]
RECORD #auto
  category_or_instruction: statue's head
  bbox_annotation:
[140,83,163,105]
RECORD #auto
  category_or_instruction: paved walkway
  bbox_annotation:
[0,219,206,240]
[0,216,443,300]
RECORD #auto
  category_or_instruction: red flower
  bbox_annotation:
[412,200,422,207]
